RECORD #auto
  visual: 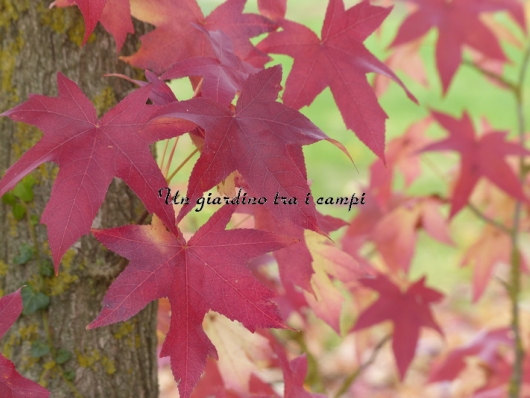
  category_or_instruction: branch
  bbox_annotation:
[508,44,530,398]
[462,59,518,92]
[334,334,391,398]
[466,203,512,235]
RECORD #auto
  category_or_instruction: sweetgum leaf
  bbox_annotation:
[0,73,189,269]
[153,66,342,233]
[124,0,274,72]
[429,328,512,383]
[420,111,530,217]
[0,289,50,397]
[160,28,259,107]
[271,337,326,398]
[390,0,525,93]
[352,273,444,379]
[258,0,416,160]
[88,206,296,398]
[52,0,134,52]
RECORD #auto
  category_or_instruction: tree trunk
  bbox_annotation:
[0,3,158,397]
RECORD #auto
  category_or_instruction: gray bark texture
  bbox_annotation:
[0,2,159,397]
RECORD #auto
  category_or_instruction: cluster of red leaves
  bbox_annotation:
[1,0,529,396]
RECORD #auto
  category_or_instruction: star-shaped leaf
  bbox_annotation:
[429,328,512,383]
[161,28,259,107]
[152,65,341,233]
[352,273,444,379]
[420,111,530,218]
[51,0,134,52]
[124,0,274,73]
[88,206,295,398]
[390,0,525,93]
[257,0,416,159]
[0,73,187,269]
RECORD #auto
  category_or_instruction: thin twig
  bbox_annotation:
[334,334,391,398]
[462,59,518,92]
[165,137,180,177]
[166,148,199,183]
[466,203,512,235]
[421,157,511,234]
[508,44,530,398]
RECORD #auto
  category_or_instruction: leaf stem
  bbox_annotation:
[334,334,391,398]
[462,59,518,92]
[166,148,199,183]
[508,44,530,398]
[466,203,512,235]
[421,157,512,234]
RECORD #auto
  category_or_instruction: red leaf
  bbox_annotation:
[161,28,258,107]
[257,0,416,159]
[352,274,444,379]
[258,0,286,21]
[0,289,50,398]
[0,290,23,340]
[371,196,452,273]
[462,226,512,301]
[429,328,512,383]
[51,0,134,52]
[125,0,274,73]
[106,70,179,105]
[271,339,326,398]
[420,111,530,218]
[343,193,452,273]
[390,0,525,93]
[0,74,188,269]
[153,66,336,233]
[88,206,295,398]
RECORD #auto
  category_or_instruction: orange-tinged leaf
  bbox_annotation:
[203,313,272,395]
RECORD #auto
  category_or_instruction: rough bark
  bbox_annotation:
[0,2,158,397]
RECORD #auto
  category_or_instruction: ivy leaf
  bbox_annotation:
[21,287,50,315]
[30,342,51,359]
[87,206,296,398]
[0,289,50,397]
[12,204,26,221]
[0,73,189,270]
[55,349,73,365]
[12,176,35,203]
[13,244,35,266]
